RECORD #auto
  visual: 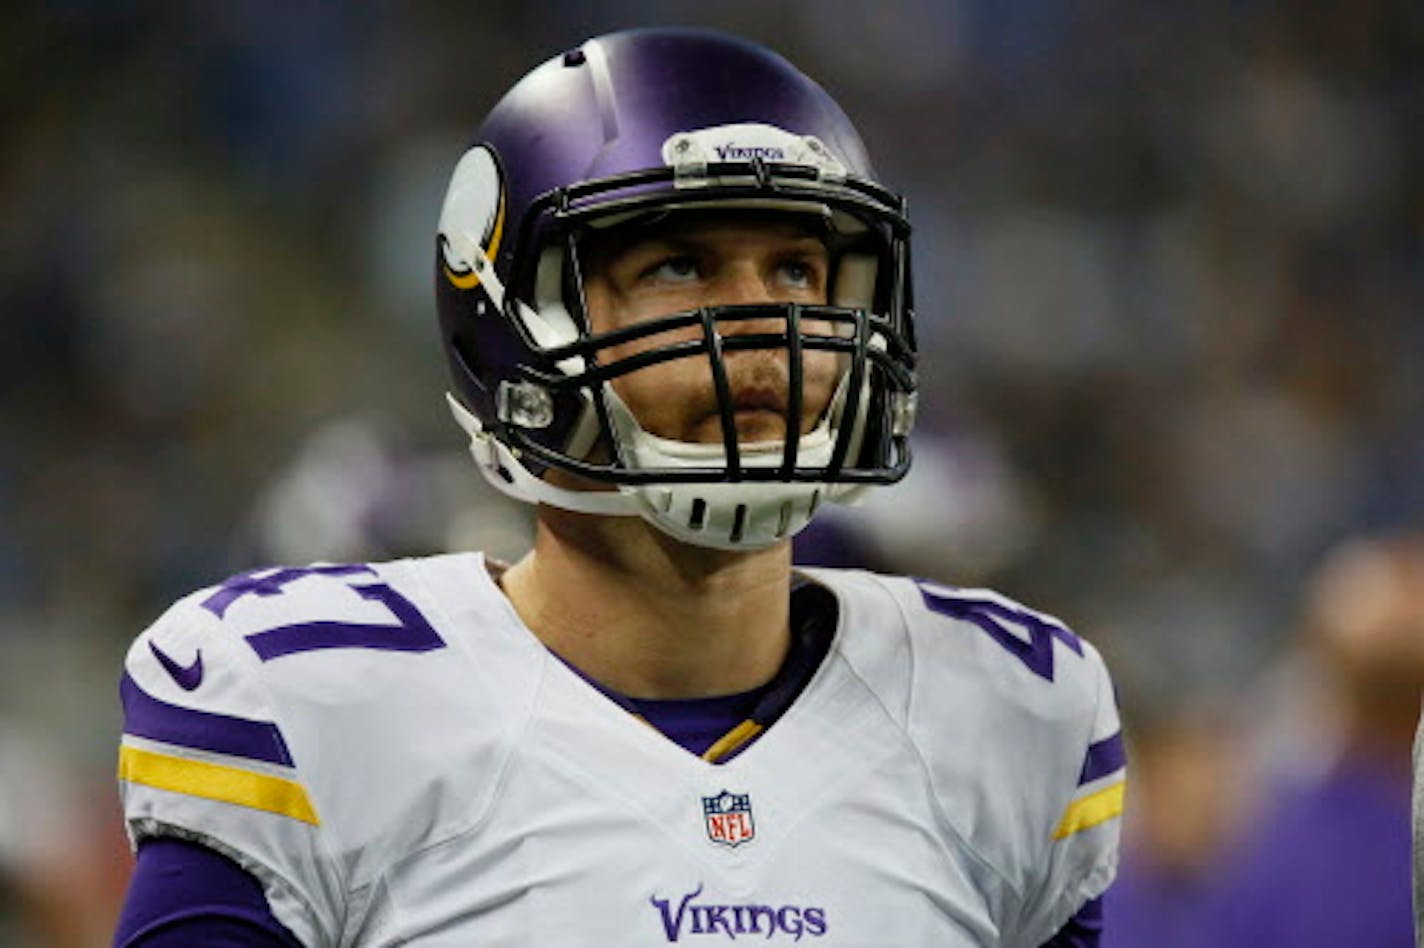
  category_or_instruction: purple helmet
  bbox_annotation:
[436,27,916,550]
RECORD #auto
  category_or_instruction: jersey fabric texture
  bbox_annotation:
[117,554,1124,946]
[113,816,1105,947]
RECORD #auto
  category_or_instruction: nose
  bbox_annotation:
[716,261,777,307]
[713,263,788,342]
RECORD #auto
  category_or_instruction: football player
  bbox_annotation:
[114,28,1124,946]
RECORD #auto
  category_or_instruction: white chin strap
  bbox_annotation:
[448,394,632,516]
[447,394,865,551]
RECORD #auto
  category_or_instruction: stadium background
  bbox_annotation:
[2,2,1420,943]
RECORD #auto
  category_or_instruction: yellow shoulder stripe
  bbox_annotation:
[1052,780,1124,840]
[119,745,320,826]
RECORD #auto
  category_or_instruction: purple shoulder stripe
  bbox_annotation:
[120,672,295,767]
[1078,732,1125,786]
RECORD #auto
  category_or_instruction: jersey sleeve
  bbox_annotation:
[117,590,346,946]
[118,558,534,946]
[890,578,1125,948]
[114,837,302,946]
[1003,639,1124,948]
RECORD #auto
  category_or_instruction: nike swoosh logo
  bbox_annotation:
[149,641,204,691]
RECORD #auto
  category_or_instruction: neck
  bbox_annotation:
[500,508,794,699]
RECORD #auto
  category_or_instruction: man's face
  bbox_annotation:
[580,212,842,448]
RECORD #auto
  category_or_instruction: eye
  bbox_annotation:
[776,256,823,292]
[642,255,700,284]
[781,260,812,288]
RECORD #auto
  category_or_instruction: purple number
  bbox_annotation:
[201,565,445,661]
[916,581,1081,683]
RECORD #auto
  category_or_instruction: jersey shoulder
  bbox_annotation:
[118,553,543,939]
[804,569,1124,946]
[122,554,529,733]
[802,568,1111,723]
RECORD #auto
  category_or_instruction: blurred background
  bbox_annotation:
[3,1,1422,944]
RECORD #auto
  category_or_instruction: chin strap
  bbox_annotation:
[448,392,858,551]
[447,394,638,516]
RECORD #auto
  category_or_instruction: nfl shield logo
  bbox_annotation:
[702,790,755,848]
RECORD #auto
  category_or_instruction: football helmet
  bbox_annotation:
[436,27,916,550]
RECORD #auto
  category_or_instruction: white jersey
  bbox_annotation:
[118,554,1124,947]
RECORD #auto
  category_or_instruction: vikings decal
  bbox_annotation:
[438,144,506,290]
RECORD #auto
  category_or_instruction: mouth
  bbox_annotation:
[720,388,792,445]
[730,386,788,417]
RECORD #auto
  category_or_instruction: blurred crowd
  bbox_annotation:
[2,1,1422,943]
